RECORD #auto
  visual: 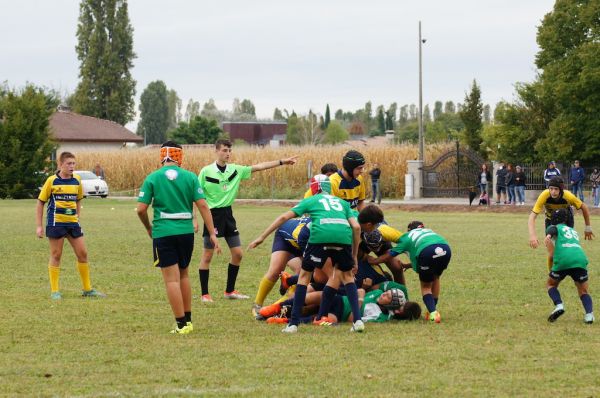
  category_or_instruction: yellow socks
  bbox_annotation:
[254,277,276,306]
[48,265,60,293]
[77,262,92,291]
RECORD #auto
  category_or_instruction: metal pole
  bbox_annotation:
[418,21,424,162]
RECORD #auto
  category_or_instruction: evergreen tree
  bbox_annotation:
[286,112,301,145]
[169,115,222,144]
[423,104,432,122]
[459,79,484,155]
[166,89,181,131]
[0,85,57,198]
[483,104,491,124]
[184,99,200,122]
[433,101,443,120]
[137,80,169,145]
[399,105,408,124]
[324,104,331,129]
[273,107,285,121]
[72,0,136,125]
[444,101,456,114]
[376,106,385,133]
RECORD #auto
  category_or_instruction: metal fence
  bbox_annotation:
[518,161,596,191]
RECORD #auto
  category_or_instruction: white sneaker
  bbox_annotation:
[223,290,249,299]
[584,313,595,324]
[548,303,565,322]
[351,319,365,333]
[282,324,298,333]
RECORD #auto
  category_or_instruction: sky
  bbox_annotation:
[1,0,556,129]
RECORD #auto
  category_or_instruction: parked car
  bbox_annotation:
[75,171,109,198]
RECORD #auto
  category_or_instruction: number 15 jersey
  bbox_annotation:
[291,193,354,245]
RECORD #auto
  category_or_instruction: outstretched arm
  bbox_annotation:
[580,203,595,240]
[247,210,296,250]
[528,211,539,248]
[251,155,298,172]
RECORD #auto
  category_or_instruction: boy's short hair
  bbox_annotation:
[320,163,338,175]
[358,204,384,225]
[407,221,424,231]
[551,208,569,226]
[58,152,75,163]
[215,139,232,149]
[399,301,422,321]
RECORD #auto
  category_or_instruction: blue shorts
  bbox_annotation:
[549,267,588,283]
[416,243,451,282]
[302,243,354,272]
[271,232,303,258]
[153,233,194,269]
[46,225,83,239]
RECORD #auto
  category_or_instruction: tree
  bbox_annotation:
[364,101,373,125]
[459,79,484,155]
[483,104,491,124]
[285,112,301,145]
[0,85,57,198]
[423,104,432,123]
[433,101,443,120]
[323,120,349,144]
[444,101,456,114]
[201,98,225,123]
[184,99,200,122]
[334,109,344,120]
[408,104,417,121]
[376,106,385,133]
[166,89,182,131]
[399,105,408,124]
[137,80,169,145]
[298,110,323,145]
[169,115,223,144]
[232,98,256,120]
[273,107,285,121]
[324,104,331,129]
[72,0,136,125]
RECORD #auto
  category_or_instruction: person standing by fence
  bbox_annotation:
[569,160,585,202]
[506,164,516,205]
[544,161,561,187]
[590,167,600,208]
[369,162,382,204]
[514,165,526,205]
[477,163,491,195]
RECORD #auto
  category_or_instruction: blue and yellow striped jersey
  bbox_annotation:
[277,217,311,250]
[38,173,83,226]
[329,170,366,209]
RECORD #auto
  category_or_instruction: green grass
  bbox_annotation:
[1,199,600,397]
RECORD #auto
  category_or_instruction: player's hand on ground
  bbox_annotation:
[282,155,299,165]
[584,227,595,241]
[210,235,222,254]
[529,236,539,248]
[247,238,263,250]
[36,226,44,239]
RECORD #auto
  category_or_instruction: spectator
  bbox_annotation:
[543,161,561,187]
[569,160,585,202]
[505,164,516,205]
[514,165,526,205]
[369,163,382,204]
[92,162,105,179]
[476,163,491,195]
[590,167,600,208]
[495,162,507,204]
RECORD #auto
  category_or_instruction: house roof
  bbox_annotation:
[49,110,143,143]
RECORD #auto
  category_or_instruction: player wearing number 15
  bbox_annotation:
[248,175,364,333]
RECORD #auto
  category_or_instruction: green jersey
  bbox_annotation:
[546,223,588,271]
[390,227,448,272]
[341,289,392,323]
[291,193,354,245]
[198,162,252,208]
[138,165,205,239]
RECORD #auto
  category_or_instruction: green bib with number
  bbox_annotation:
[549,223,588,271]
[291,193,354,245]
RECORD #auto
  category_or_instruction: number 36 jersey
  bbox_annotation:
[546,223,588,271]
[291,193,354,245]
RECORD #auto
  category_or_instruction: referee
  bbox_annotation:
[198,138,298,302]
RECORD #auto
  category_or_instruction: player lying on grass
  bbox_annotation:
[369,221,451,324]
[544,208,594,324]
[248,174,364,333]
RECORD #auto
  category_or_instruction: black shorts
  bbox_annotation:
[153,233,194,269]
[549,267,588,283]
[46,225,83,239]
[416,243,452,283]
[203,206,239,238]
[496,186,507,194]
[271,232,303,258]
[302,243,354,272]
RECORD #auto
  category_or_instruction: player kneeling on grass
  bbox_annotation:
[248,174,364,333]
[370,221,451,323]
[544,208,594,324]
[137,141,221,334]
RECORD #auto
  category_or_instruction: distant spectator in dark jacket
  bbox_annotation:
[590,167,600,208]
[476,164,492,195]
[495,163,507,204]
[514,165,526,205]
[543,161,561,187]
[369,163,382,204]
[569,160,585,202]
[505,164,516,205]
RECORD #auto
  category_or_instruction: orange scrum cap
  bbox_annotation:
[159,141,183,165]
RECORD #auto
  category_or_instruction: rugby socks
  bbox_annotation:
[423,294,436,313]
[580,294,593,314]
[290,284,307,326]
[176,316,187,329]
[344,282,362,322]
[255,277,276,306]
[76,262,92,291]
[317,285,337,319]
[547,287,562,305]
[48,265,60,293]
[185,312,192,323]
[225,263,239,293]
[286,274,299,287]
[434,297,439,306]
[199,269,210,295]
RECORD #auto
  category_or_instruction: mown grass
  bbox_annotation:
[1,199,599,397]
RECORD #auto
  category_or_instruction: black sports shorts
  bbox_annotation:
[302,243,354,272]
[549,267,588,283]
[416,243,452,283]
[153,233,194,269]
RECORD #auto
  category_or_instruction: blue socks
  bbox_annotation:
[423,293,436,313]
[548,287,562,305]
[344,282,361,322]
[580,294,593,314]
[290,284,307,326]
[317,286,337,319]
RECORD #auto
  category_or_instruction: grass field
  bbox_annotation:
[1,199,600,397]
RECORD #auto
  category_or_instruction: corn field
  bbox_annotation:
[76,143,453,199]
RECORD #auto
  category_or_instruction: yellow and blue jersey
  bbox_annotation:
[532,189,582,220]
[329,170,366,209]
[38,173,83,226]
[277,217,311,250]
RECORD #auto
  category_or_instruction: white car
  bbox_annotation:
[75,171,109,198]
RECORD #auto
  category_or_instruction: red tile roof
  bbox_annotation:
[49,111,143,143]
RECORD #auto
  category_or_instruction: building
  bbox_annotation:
[49,106,143,154]
[222,121,287,146]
